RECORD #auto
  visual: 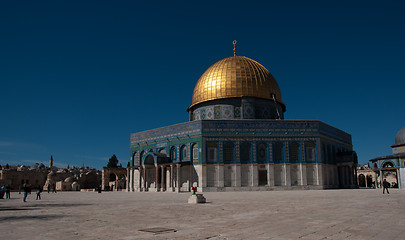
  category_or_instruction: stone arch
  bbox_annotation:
[358,174,366,187]
[159,148,167,154]
[102,167,127,191]
[109,173,117,181]
[382,161,395,169]
[144,154,155,165]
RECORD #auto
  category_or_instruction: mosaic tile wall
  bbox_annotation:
[130,119,353,166]
[189,97,284,121]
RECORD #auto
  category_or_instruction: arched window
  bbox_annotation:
[305,142,315,163]
[132,152,138,166]
[223,142,234,163]
[109,173,116,181]
[273,142,284,163]
[382,161,394,168]
[192,143,199,162]
[358,174,366,187]
[257,143,267,164]
[180,145,187,161]
[207,142,218,163]
[289,142,300,163]
[240,142,251,164]
[170,146,176,160]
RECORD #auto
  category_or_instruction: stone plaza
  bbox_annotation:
[1,189,404,239]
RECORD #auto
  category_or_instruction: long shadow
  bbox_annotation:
[24,203,92,208]
[0,214,62,222]
[0,207,39,211]
[0,203,91,212]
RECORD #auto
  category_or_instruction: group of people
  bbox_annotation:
[0,185,11,199]
[0,184,46,202]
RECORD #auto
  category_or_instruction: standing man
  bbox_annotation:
[23,183,29,202]
[5,185,11,199]
[383,179,390,194]
[36,187,42,200]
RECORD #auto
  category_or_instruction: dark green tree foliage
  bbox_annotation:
[107,154,119,168]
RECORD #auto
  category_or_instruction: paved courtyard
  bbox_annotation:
[1,189,404,240]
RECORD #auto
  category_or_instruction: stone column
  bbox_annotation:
[126,168,130,192]
[217,165,224,187]
[170,164,174,192]
[137,167,142,191]
[176,164,181,192]
[251,164,258,187]
[267,164,275,187]
[160,166,166,192]
[285,164,291,186]
[397,169,401,189]
[143,166,147,191]
[189,164,193,192]
[155,165,159,191]
[234,164,241,187]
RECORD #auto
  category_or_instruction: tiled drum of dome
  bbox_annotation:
[243,103,255,119]
[222,105,234,119]
[214,106,221,119]
[201,109,206,120]
[205,107,214,120]
[193,109,201,120]
[234,107,241,119]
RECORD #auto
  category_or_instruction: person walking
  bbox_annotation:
[0,186,5,199]
[383,179,390,194]
[36,187,42,200]
[5,185,11,199]
[23,183,29,202]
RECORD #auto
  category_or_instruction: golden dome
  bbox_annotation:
[189,56,285,109]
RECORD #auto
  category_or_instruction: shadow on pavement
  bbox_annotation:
[0,214,63,222]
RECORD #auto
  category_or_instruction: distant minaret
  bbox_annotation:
[49,155,53,168]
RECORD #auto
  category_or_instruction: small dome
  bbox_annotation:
[189,56,285,110]
[395,127,405,145]
[48,171,56,176]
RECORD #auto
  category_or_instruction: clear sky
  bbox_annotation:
[1,1,404,170]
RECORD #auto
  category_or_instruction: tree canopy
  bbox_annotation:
[107,154,119,168]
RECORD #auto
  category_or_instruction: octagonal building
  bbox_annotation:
[127,49,357,192]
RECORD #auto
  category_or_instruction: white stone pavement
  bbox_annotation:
[1,189,404,240]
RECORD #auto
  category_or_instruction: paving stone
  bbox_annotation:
[0,189,404,239]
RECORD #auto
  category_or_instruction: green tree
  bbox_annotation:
[107,154,119,168]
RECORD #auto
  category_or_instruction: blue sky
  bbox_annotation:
[1,1,404,169]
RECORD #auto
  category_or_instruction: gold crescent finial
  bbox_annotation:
[233,40,237,56]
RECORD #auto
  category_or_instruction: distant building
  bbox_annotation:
[102,167,127,191]
[356,164,375,188]
[0,156,101,191]
[370,126,405,189]
[127,46,357,192]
